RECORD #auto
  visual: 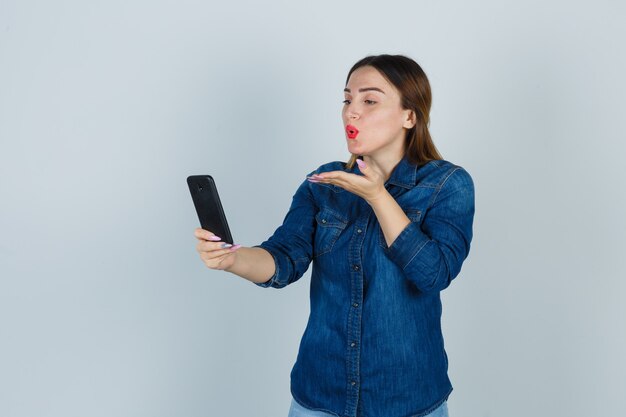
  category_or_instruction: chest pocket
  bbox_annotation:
[379,208,422,249]
[313,208,349,257]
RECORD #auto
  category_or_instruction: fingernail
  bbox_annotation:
[208,236,221,241]
[221,243,233,248]
[307,178,320,183]
[356,159,366,169]
[230,244,242,251]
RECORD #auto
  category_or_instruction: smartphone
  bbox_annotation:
[187,175,234,244]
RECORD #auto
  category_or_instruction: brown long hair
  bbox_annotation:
[344,54,443,170]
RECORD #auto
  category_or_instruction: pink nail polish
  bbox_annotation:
[230,244,242,251]
[208,236,222,241]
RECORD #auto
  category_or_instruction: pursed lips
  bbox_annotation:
[346,124,359,139]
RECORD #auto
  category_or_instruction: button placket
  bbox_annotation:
[344,216,367,417]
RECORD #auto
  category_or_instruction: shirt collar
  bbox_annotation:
[346,154,417,189]
[384,154,418,189]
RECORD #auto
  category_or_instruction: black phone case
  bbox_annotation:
[187,175,234,245]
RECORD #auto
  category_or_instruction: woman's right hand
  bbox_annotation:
[194,227,242,271]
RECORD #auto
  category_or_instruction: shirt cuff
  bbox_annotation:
[382,220,432,271]
[251,243,285,288]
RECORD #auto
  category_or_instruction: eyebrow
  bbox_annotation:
[343,87,386,94]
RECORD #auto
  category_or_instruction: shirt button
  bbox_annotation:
[352,302,359,308]
[321,219,327,224]
[357,229,362,233]
[351,381,356,386]
[350,342,356,347]
[353,265,360,271]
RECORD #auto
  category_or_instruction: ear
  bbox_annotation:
[403,109,416,129]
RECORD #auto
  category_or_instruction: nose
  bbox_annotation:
[346,109,359,120]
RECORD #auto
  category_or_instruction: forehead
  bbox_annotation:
[345,65,396,95]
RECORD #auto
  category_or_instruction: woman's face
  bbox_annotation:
[342,65,415,159]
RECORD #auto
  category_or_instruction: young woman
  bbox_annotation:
[194,54,475,417]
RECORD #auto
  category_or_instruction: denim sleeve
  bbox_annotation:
[252,175,317,289]
[383,167,475,293]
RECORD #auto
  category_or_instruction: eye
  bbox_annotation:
[342,99,377,105]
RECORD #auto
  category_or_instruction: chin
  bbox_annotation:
[348,145,370,156]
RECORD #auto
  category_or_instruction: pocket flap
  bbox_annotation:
[315,208,348,229]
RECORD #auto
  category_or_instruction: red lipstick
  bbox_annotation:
[346,124,359,139]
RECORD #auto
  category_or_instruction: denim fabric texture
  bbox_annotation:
[254,155,474,417]
[288,397,449,417]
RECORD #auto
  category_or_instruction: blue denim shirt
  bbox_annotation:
[253,155,475,417]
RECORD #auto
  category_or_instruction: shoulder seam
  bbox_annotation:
[431,167,463,205]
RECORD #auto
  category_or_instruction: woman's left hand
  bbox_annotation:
[307,159,387,204]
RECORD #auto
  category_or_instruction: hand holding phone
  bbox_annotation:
[189,175,242,271]
[193,226,241,271]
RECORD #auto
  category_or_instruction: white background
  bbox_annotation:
[1,1,625,416]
